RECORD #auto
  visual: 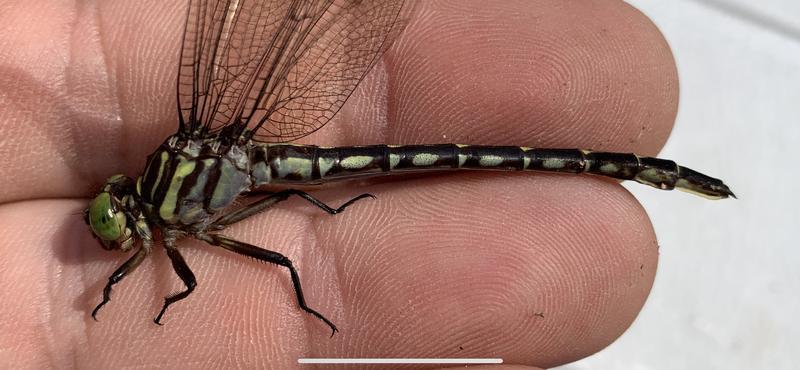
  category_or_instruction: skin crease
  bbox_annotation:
[0,0,680,369]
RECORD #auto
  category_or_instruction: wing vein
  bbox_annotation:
[176,0,414,144]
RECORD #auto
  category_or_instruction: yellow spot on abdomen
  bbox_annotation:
[543,159,566,169]
[458,154,467,167]
[412,153,439,166]
[478,155,503,167]
[282,157,313,179]
[318,156,336,177]
[340,155,373,170]
[599,163,619,174]
[389,154,400,169]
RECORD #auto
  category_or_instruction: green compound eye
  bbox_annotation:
[88,192,125,241]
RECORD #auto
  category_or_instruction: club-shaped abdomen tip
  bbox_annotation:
[676,166,735,200]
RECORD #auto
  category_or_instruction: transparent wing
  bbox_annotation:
[177,0,412,143]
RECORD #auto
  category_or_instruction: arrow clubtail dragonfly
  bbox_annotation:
[84,0,734,336]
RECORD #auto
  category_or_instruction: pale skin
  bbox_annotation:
[0,1,677,368]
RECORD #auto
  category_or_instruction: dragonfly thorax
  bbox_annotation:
[137,136,253,231]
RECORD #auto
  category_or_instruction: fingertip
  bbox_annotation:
[321,173,658,365]
[387,0,678,155]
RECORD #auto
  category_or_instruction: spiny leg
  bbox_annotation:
[154,239,197,325]
[211,189,374,229]
[92,244,150,320]
[196,232,338,337]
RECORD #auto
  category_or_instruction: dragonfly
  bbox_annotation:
[84,0,734,337]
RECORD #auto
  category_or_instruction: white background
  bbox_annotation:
[562,0,799,369]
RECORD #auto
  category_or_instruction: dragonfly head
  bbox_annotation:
[85,174,138,251]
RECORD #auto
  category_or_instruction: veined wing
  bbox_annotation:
[177,0,412,143]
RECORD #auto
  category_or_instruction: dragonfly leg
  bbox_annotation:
[211,189,374,229]
[153,238,197,325]
[91,243,150,320]
[195,232,338,337]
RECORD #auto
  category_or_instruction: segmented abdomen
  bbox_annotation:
[249,144,733,199]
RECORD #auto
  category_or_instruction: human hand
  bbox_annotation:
[0,0,676,368]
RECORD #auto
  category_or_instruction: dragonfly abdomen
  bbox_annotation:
[249,144,733,199]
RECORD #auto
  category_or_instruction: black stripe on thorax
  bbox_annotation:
[151,150,178,207]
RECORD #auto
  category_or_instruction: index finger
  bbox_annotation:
[336,0,677,154]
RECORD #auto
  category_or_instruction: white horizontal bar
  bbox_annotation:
[298,358,503,364]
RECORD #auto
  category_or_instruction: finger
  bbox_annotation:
[409,0,677,154]
[0,185,651,369]
[338,0,677,155]
[326,175,658,367]
[312,0,672,366]
[0,1,186,203]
